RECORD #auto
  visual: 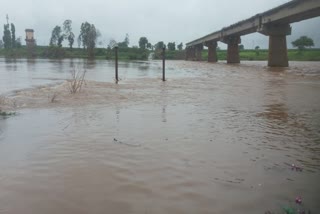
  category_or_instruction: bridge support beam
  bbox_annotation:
[259,24,291,67]
[195,45,203,61]
[268,35,288,67]
[222,36,241,64]
[186,47,190,60]
[205,41,218,62]
[186,47,196,61]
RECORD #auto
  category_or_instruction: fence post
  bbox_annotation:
[115,45,118,83]
[162,47,166,81]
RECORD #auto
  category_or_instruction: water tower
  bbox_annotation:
[25,29,35,47]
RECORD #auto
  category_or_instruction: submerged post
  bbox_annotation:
[162,47,166,81]
[115,45,118,83]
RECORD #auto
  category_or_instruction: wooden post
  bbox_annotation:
[162,47,165,81]
[115,46,118,83]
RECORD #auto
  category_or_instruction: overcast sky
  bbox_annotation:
[1,0,319,49]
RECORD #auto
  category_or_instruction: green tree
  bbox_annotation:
[2,24,12,49]
[78,22,99,58]
[167,42,176,51]
[154,41,165,50]
[78,22,91,49]
[87,24,97,58]
[239,44,244,50]
[49,26,62,46]
[124,33,129,47]
[147,42,152,50]
[255,46,260,56]
[63,20,72,35]
[118,41,126,48]
[108,39,117,49]
[15,37,22,48]
[118,34,130,48]
[177,42,183,50]
[11,23,15,48]
[139,37,148,49]
[63,20,75,49]
[58,35,64,47]
[292,36,314,50]
[0,40,3,48]
[68,32,75,49]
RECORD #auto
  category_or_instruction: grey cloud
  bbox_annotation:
[0,0,319,48]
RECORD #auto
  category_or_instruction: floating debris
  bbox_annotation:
[295,196,302,205]
[291,164,303,172]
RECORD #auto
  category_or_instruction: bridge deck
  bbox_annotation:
[186,0,320,47]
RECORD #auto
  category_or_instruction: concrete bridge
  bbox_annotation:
[185,0,320,67]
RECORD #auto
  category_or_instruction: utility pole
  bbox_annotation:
[6,14,9,25]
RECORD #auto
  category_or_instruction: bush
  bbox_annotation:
[68,66,87,94]
[41,46,66,58]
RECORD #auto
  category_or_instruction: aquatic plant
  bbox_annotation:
[48,92,58,103]
[0,110,15,116]
[68,66,87,94]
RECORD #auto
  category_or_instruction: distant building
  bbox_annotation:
[25,29,35,47]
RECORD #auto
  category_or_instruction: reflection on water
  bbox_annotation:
[0,58,171,94]
[258,103,289,122]
[0,59,320,214]
[4,58,18,72]
[162,105,167,123]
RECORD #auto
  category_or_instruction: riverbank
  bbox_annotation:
[143,48,320,61]
[204,49,320,61]
[0,46,149,60]
[1,46,319,61]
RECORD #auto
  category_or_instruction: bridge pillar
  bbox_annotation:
[186,47,196,61]
[269,35,288,67]
[205,41,218,62]
[186,47,190,60]
[195,45,203,61]
[222,36,241,63]
[259,24,291,67]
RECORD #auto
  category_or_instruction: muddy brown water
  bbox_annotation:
[0,59,320,214]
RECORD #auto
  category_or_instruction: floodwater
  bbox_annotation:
[0,58,320,214]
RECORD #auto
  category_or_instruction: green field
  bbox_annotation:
[150,48,320,61]
[0,46,319,61]
[0,46,149,61]
[201,49,320,61]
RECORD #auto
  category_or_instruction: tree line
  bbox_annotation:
[49,20,100,58]
[48,19,185,59]
[1,16,186,59]
[1,15,21,49]
[0,15,317,58]
[137,37,184,51]
[109,36,184,51]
